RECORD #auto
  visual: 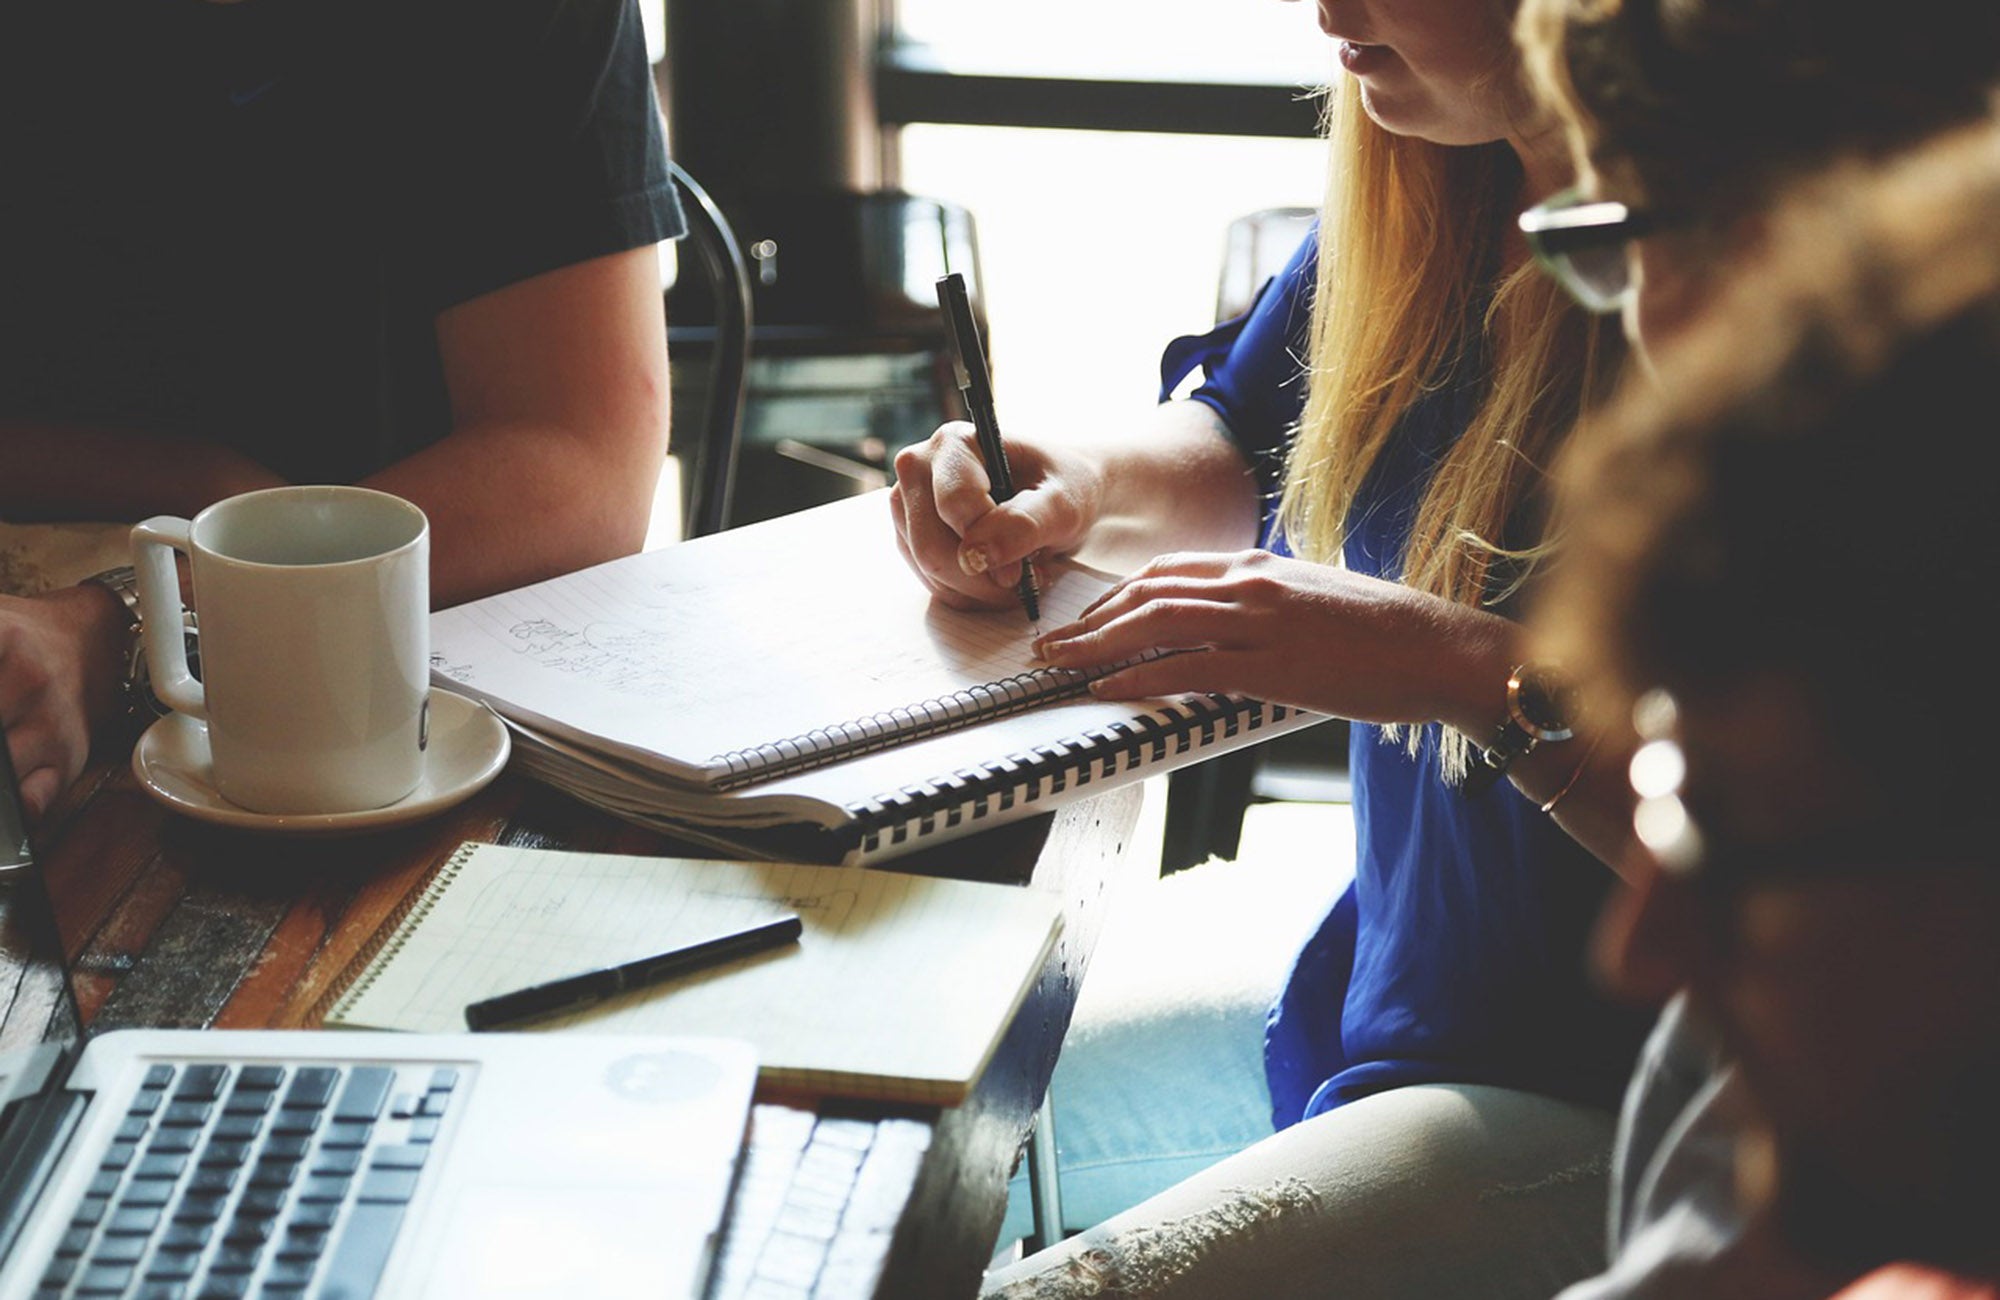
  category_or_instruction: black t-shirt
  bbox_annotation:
[0,0,682,485]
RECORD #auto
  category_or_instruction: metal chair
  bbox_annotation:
[1158,207,1346,875]
[696,188,982,527]
[667,161,754,539]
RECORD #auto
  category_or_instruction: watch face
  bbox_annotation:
[1511,666,1575,742]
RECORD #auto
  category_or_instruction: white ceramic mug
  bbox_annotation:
[132,486,431,815]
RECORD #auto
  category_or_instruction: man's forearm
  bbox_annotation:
[363,418,665,609]
[0,421,285,522]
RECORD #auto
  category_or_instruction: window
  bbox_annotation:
[899,126,1323,437]
[892,0,1329,88]
[890,3,1330,439]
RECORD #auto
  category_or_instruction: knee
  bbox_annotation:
[983,1177,1323,1299]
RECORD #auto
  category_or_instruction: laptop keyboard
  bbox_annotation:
[35,1060,459,1300]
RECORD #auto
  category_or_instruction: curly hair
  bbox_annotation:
[1537,120,2000,811]
[1518,0,2000,228]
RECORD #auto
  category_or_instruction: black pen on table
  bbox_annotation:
[936,271,1041,624]
[463,913,803,1031]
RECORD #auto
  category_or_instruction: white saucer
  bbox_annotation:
[132,688,511,834]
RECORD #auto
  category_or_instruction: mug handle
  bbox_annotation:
[130,516,204,720]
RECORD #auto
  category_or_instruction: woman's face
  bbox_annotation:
[1626,235,1710,356]
[1568,154,1726,359]
[1303,0,1532,146]
[1602,686,2000,1273]
[1625,206,1764,363]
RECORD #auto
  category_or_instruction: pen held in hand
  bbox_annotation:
[936,271,1041,625]
[463,912,803,1031]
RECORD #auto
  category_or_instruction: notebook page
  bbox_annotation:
[327,844,1062,1104]
[430,493,1117,787]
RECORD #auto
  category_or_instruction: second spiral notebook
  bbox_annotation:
[430,491,1323,865]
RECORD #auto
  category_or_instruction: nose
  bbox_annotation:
[1593,857,1707,1004]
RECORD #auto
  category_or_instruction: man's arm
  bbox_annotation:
[0,240,670,818]
[368,242,670,609]
[0,425,285,522]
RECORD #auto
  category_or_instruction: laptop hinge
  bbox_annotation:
[0,1078,88,1264]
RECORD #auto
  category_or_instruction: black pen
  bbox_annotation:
[463,913,803,1031]
[936,271,1041,623]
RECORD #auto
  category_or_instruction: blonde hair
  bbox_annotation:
[1278,74,1617,775]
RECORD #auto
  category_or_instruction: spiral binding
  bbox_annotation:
[842,694,1297,857]
[707,657,1164,792]
[314,841,481,1026]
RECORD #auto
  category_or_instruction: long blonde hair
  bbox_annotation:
[1278,73,1618,773]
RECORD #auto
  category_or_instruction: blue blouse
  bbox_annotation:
[1160,232,1645,1126]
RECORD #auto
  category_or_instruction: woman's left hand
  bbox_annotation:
[1034,549,1516,731]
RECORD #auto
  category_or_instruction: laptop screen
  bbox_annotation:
[1,722,30,875]
[0,725,85,1063]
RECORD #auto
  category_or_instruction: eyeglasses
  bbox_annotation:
[1627,690,1706,875]
[1518,187,1665,315]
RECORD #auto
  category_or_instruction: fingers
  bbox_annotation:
[891,458,1010,608]
[892,423,1050,608]
[1039,594,1246,670]
[14,763,61,824]
[0,601,98,824]
[1072,552,1242,622]
[918,423,995,535]
[952,510,1045,585]
[889,508,1009,611]
[1084,650,1245,701]
[2,712,80,825]
[1041,558,1252,656]
[942,470,1060,578]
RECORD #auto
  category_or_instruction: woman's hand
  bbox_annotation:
[889,421,1104,611]
[889,402,1267,612]
[1033,549,1516,731]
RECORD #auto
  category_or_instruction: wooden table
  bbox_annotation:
[4,752,1143,1299]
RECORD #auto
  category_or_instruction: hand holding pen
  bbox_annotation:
[935,273,1042,624]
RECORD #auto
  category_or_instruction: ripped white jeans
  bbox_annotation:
[982,1083,1616,1300]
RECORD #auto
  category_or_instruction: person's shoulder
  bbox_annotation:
[404,0,633,59]
[467,0,635,45]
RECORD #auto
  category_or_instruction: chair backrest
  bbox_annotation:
[667,162,754,539]
[1215,206,1316,322]
[665,186,983,529]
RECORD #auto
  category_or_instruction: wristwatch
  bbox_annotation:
[82,565,198,727]
[1462,662,1574,796]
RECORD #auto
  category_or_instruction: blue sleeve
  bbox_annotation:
[1157,229,1317,537]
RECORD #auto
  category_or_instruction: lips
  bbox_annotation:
[1337,40,1393,74]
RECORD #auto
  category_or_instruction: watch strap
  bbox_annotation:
[84,565,144,629]
[1463,663,1573,797]
[83,565,195,725]
[1463,719,1537,795]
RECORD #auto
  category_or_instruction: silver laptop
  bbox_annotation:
[0,735,757,1300]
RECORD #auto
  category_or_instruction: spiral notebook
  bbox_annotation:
[430,492,1322,865]
[320,842,1064,1106]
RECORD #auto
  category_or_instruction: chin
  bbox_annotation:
[1355,83,1506,149]
[1772,1130,2000,1276]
